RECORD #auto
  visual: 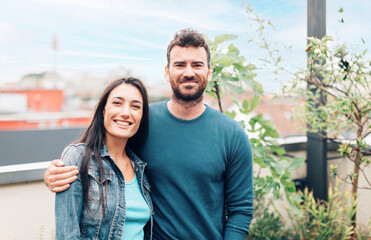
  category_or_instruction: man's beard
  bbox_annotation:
[172,84,205,102]
[168,73,207,102]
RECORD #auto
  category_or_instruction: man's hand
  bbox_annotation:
[44,159,79,193]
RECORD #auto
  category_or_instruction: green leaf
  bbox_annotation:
[227,44,240,57]
[203,34,211,45]
[253,82,264,96]
[224,110,236,119]
[215,55,235,66]
[250,95,261,111]
[290,193,303,203]
[240,99,249,114]
[213,64,223,74]
[289,157,305,171]
[220,74,238,82]
[211,52,222,64]
[254,157,267,168]
[338,8,344,13]
[257,117,279,138]
[285,181,296,192]
[224,81,245,94]
[237,120,245,129]
[271,146,286,156]
[205,81,215,93]
[213,34,238,46]
[275,161,288,175]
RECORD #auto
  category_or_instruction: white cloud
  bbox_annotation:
[0,22,13,34]
[0,22,22,45]
[122,36,165,50]
[58,51,152,61]
[1,0,370,90]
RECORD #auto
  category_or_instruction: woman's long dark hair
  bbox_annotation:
[79,77,149,215]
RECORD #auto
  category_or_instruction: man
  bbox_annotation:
[45,28,254,239]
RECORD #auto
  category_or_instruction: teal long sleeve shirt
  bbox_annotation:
[140,101,254,240]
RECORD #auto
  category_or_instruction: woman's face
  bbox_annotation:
[103,83,143,142]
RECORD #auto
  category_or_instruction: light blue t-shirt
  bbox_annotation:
[122,174,151,240]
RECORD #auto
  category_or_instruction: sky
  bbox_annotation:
[1,0,370,92]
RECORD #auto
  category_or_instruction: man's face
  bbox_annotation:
[165,46,212,102]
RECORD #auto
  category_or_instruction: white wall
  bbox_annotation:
[0,181,55,240]
[330,157,371,229]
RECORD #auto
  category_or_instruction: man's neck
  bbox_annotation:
[167,96,206,120]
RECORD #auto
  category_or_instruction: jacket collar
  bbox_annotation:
[100,142,111,158]
[126,146,147,168]
[100,141,146,168]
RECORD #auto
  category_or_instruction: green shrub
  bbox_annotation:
[248,211,290,240]
[355,219,371,240]
[288,182,355,240]
[247,192,292,240]
[248,179,371,240]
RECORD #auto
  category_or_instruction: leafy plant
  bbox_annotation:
[355,219,371,240]
[38,225,54,240]
[247,191,291,240]
[248,181,370,240]
[204,33,305,212]
[288,180,356,240]
[236,2,370,235]
[243,1,291,79]
[283,34,371,226]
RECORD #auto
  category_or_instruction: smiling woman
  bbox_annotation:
[103,84,144,142]
[54,77,153,240]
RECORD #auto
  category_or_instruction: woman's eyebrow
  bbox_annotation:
[132,99,143,104]
[112,96,142,104]
[112,96,124,100]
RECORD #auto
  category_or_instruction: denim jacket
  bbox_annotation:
[55,143,153,240]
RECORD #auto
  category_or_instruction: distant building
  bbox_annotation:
[204,91,305,137]
[0,93,27,113]
[1,89,64,112]
[0,87,91,131]
[19,71,64,89]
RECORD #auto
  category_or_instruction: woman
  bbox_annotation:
[55,77,153,240]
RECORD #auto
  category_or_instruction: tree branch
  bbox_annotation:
[339,177,371,190]
[213,81,223,113]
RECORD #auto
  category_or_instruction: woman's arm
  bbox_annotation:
[55,145,84,240]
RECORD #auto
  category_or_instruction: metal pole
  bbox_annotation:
[306,0,328,201]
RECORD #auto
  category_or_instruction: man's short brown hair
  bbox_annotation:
[167,28,210,67]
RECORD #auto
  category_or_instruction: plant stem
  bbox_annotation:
[351,126,364,228]
[214,81,223,113]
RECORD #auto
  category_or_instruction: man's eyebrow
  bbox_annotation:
[172,61,204,65]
